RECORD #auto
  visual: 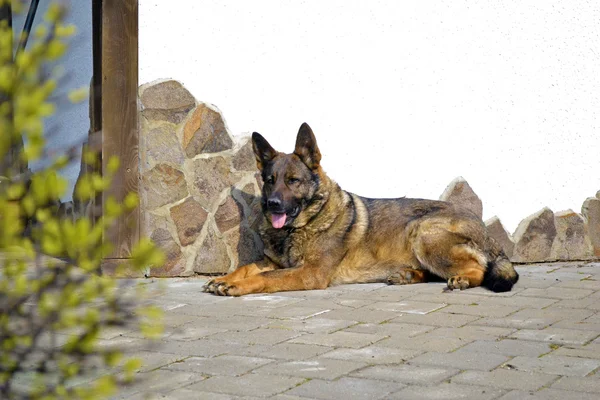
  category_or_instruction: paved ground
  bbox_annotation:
[108,262,600,399]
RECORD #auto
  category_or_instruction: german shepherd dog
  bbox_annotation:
[203,123,519,296]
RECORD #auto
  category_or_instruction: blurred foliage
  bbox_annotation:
[0,1,165,399]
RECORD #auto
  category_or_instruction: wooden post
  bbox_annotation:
[100,0,139,258]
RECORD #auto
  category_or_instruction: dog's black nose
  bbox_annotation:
[267,198,282,210]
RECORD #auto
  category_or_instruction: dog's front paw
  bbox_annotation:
[203,280,237,296]
[447,276,470,291]
[202,279,219,293]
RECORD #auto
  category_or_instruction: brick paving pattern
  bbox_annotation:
[95,262,600,399]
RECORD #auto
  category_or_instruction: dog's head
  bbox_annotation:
[252,123,323,229]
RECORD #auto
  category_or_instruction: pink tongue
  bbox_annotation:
[271,213,287,229]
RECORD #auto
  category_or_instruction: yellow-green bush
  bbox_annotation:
[0,2,164,398]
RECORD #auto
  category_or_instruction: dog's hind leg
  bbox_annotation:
[386,267,429,285]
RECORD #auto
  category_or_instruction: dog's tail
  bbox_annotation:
[482,237,519,292]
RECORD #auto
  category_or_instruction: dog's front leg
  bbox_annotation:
[203,259,278,294]
[211,266,331,296]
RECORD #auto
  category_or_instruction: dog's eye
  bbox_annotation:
[287,177,300,185]
[266,176,275,184]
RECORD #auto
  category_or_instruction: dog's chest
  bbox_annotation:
[261,228,308,269]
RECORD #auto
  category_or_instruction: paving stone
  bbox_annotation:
[116,369,204,397]
[207,328,303,346]
[165,355,274,376]
[285,377,405,400]
[312,308,399,324]
[236,294,306,308]
[474,307,593,329]
[523,388,600,400]
[165,324,228,341]
[391,311,481,327]
[233,343,333,361]
[350,363,460,384]
[261,306,334,320]
[409,351,509,371]
[509,327,599,345]
[451,369,559,391]
[289,331,387,349]
[555,279,600,291]
[344,322,436,337]
[266,317,358,334]
[140,339,245,358]
[552,319,600,331]
[367,300,447,314]
[388,383,506,400]
[255,358,366,380]
[518,287,595,300]
[552,343,600,359]
[320,346,423,364]
[133,351,190,372]
[159,390,237,400]
[185,374,306,397]
[439,304,520,318]
[378,334,473,353]
[508,355,600,377]
[552,376,600,393]
[424,325,516,341]
[455,339,552,357]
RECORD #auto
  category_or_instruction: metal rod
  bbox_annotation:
[17,0,41,55]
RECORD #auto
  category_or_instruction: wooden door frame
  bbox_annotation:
[94,0,140,259]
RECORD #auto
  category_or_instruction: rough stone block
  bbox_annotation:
[551,210,594,260]
[223,226,264,268]
[512,207,557,262]
[582,197,600,257]
[232,136,258,171]
[169,197,208,246]
[193,225,231,273]
[192,156,239,209]
[142,122,184,170]
[142,163,189,209]
[183,104,233,157]
[439,176,483,218]
[145,214,188,277]
[214,196,242,234]
[139,79,196,124]
[485,216,515,258]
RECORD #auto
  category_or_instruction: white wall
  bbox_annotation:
[140,0,600,233]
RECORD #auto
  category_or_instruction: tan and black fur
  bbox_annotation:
[203,123,519,296]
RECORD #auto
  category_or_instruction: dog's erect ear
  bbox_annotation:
[252,132,277,170]
[294,123,321,170]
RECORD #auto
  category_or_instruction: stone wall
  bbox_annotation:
[441,177,600,263]
[137,79,599,277]
[139,79,263,277]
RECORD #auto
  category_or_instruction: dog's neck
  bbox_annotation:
[290,168,342,231]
